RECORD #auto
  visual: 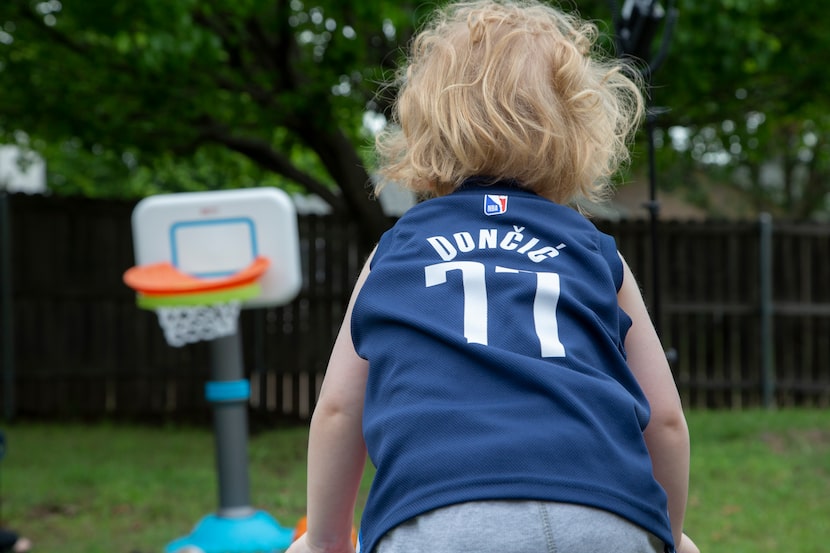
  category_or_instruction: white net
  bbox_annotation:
[155,301,242,347]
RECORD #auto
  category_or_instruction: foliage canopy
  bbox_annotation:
[0,0,425,242]
[1,0,828,236]
[644,0,830,219]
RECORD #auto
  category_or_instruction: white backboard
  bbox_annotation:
[131,187,302,308]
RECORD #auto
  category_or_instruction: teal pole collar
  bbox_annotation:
[205,379,250,403]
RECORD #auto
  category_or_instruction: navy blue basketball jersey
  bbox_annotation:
[352,178,674,552]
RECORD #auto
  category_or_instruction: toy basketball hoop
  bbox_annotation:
[123,187,302,553]
[123,187,302,347]
[123,256,270,347]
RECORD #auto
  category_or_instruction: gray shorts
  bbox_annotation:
[373,500,666,553]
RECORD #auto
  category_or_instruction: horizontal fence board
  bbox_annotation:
[1,193,829,420]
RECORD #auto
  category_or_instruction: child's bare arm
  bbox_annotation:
[288,255,374,553]
[617,255,690,546]
[679,532,701,553]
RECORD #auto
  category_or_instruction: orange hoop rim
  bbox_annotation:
[123,256,270,295]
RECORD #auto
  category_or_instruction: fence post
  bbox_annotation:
[0,192,14,421]
[759,212,775,409]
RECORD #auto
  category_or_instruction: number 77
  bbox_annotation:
[425,261,566,358]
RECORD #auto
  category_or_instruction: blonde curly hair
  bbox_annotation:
[375,0,644,205]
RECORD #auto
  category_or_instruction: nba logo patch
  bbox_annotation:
[484,194,508,216]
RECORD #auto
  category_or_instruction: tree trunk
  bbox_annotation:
[296,123,393,250]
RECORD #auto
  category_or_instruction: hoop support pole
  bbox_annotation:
[208,332,253,515]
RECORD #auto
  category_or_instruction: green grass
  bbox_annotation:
[1,410,828,553]
[683,410,830,553]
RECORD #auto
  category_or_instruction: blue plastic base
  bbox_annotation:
[165,510,295,553]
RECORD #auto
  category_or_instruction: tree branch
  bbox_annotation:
[15,2,87,57]
[200,123,345,211]
[192,8,291,115]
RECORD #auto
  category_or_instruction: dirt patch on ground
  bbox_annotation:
[760,428,830,454]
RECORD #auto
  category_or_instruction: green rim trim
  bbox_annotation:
[137,282,262,309]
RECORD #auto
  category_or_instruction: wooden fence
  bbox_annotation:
[597,218,830,409]
[0,192,828,423]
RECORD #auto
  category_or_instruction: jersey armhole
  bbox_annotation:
[370,228,397,269]
[598,233,625,291]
